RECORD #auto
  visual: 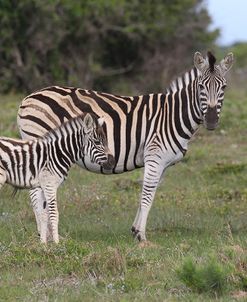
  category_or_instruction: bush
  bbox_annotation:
[178,257,229,295]
[0,0,218,94]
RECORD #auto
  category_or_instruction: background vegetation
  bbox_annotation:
[0,0,247,301]
[0,0,218,94]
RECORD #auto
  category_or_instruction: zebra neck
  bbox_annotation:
[153,68,203,157]
[43,119,85,168]
[166,67,203,136]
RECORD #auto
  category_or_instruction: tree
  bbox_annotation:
[0,0,218,94]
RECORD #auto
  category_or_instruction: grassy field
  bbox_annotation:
[0,88,246,302]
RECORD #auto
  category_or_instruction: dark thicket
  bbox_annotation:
[0,0,218,94]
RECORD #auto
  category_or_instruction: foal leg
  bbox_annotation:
[42,184,60,244]
[0,166,7,190]
[29,187,52,242]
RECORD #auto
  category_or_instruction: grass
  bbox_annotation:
[0,88,247,301]
[177,257,229,294]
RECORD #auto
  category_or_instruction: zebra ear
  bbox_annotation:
[219,52,234,75]
[194,52,208,72]
[84,113,94,132]
[97,117,105,127]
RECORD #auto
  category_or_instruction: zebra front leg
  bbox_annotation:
[42,184,60,244]
[0,167,7,190]
[29,187,52,242]
[132,157,166,242]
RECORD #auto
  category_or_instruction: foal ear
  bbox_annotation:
[97,116,105,127]
[194,52,208,72]
[84,113,94,131]
[219,52,234,75]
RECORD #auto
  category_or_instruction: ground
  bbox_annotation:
[0,88,246,301]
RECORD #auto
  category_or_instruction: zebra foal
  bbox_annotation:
[0,113,114,243]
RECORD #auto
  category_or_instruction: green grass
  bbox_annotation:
[178,257,229,295]
[0,90,247,301]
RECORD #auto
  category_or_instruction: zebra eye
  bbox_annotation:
[94,140,102,146]
[222,84,227,90]
[199,83,204,90]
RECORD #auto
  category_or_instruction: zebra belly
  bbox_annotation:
[6,175,40,189]
[77,155,144,174]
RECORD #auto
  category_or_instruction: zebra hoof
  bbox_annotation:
[131,226,142,241]
[131,226,138,235]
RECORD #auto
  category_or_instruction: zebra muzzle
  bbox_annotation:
[204,106,219,131]
[102,154,115,170]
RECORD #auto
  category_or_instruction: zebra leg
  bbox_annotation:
[42,185,59,244]
[39,193,49,244]
[0,166,7,189]
[29,188,52,241]
[131,156,165,241]
[34,189,50,244]
[131,207,141,235]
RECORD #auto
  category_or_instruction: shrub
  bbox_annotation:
[178,257,229,295]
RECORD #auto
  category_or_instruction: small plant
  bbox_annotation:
[177,257,229,295]
[238,273,247,291]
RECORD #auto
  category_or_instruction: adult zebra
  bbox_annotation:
[0,113,114,243]
[17,51,233,242]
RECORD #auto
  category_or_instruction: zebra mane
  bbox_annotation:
[207,51,216,72]
[167,67,199,93]
[42,113,98,141]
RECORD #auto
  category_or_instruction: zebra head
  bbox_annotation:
[83,113,115,169]
[194,51,234,130]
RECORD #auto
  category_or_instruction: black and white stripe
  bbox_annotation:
[17,51,234,241]
[0,113,114,243]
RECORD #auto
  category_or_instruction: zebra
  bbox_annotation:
[17,51,234,242]
[0,113,114,243]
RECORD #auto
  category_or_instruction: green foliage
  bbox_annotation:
[0,0,218,93]
[228,42,247,69]
[178,257,229,294]
[0,94,20,137]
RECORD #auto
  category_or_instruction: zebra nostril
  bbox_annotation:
[102,154,115,170]
[108,154,115,167]
[204,106,219,130]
